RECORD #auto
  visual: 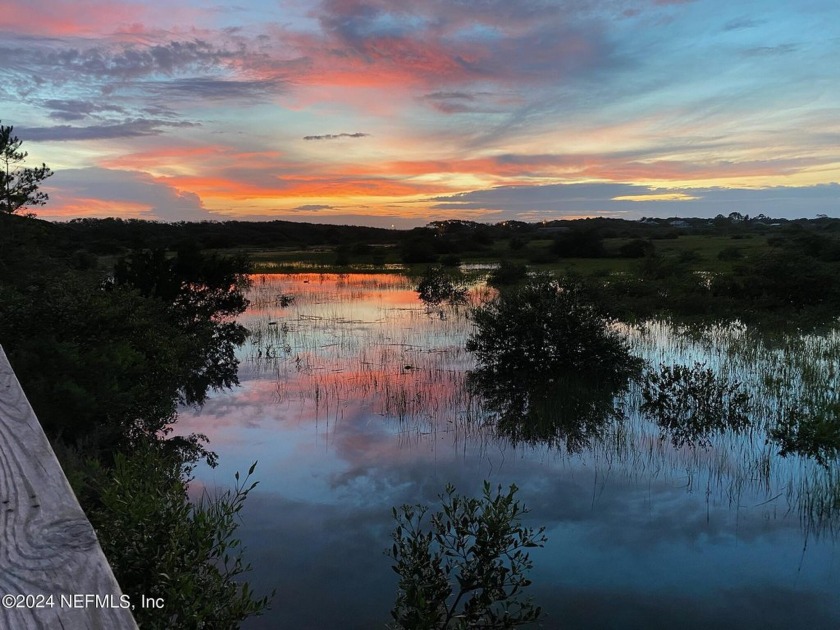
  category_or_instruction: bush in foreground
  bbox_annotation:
[389,482,546,629]
[92,445,271,629]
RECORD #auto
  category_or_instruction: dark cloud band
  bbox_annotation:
[303,133,370,141]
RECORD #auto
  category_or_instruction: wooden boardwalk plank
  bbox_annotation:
[0,347,138,629]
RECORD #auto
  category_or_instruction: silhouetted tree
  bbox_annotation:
[416,266,467,306]
[113,245,251,406]
[0,122,53,215]
[467,276,641,386]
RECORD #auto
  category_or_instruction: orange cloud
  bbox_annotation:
[341,154,817,186]
[37,197,151,219]
[101,145,286,175]
[341,156,575,178]
[250,28,486,91]
[92,143,822,223]
[158,174,452,202]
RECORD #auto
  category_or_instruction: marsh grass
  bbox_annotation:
[238,273,840,537]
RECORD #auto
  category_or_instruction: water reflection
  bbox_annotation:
[640,362,752,449]
[468,373,626,453]
[174,274,840,629]
[770,401,840,468]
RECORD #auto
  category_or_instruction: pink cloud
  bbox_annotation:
[0,0,212,38]
[0,1,146,37]
[245,3,612,93]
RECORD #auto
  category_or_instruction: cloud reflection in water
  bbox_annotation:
[175,274,840,628]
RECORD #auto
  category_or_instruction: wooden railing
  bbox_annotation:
[0,347,138,629]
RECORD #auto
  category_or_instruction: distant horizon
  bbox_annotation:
[2,1,839,227]
[35,207,835,231]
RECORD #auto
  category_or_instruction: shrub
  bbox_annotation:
[487,261,528,287]
[388,482,546,629]
[416,266,468,306]
[466,277,641,387]
[640,362,751,447]
[93,445,272,629]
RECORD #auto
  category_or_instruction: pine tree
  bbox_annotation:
[0,122,53,215]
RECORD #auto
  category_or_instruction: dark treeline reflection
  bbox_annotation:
[771,401,840,468]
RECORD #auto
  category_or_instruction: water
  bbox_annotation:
[176,273,840,629]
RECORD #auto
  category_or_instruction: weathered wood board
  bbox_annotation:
[0,346,138,629]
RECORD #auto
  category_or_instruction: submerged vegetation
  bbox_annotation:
[416,265,469,307]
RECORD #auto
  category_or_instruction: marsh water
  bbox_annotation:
[176,273,840,629]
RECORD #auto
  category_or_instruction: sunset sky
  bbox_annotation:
[1,0,839,227]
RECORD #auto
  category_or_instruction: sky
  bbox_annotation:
[1,0,839,227]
